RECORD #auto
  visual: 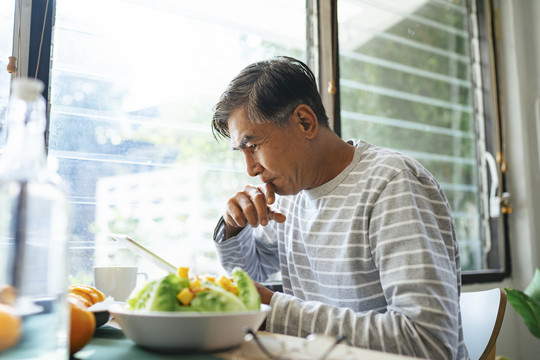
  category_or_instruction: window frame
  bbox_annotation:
[462,0,510,284]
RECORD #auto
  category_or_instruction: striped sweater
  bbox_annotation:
[215,140,468,359]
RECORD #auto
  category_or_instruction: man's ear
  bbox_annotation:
[293,104,318,139]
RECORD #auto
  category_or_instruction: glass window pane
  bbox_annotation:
[337,0,486,272]
[49,0,308,282]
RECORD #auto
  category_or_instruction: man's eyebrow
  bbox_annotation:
[232,135,256,151]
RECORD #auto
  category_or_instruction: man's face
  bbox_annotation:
[228,108,307,196]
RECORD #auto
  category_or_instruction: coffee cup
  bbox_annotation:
[93,266,148,302]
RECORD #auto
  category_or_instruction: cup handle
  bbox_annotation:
[137,272,149,283]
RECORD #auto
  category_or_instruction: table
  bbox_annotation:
[75,325,222,360]
[73,322,418,360]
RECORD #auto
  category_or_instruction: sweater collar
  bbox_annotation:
[302,139,367,200]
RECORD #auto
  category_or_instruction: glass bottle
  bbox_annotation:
[0,78,70,359]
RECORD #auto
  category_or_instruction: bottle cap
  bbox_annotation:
[11,78,45,101]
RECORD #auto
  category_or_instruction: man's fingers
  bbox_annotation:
[245,185,271,226]
[259,183,276,205]
[223,185,286,235]
[224,201,248,228]
[268,209,287,223]
[238,194,263,227]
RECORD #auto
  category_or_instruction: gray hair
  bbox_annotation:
[212,56,329,139]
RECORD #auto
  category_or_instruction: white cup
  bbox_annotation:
[93,266,148,302]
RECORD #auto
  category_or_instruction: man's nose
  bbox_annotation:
[244,153,262,177]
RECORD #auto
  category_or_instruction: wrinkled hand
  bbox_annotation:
[223,183,287,238]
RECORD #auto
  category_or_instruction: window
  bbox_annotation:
[48,0,310,281]
[333,0,505,280]
[5,0,506,283]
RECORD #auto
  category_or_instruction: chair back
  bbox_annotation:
[460,288,507,360]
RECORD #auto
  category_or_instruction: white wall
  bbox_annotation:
[462,1,540,359]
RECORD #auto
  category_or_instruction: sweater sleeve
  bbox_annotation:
[265,169,465,360]
[213,220,281,282]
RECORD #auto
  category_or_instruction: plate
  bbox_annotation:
[109,303,271,353]
[14,297,44,317]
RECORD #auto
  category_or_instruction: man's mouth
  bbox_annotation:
[262,177,275,184]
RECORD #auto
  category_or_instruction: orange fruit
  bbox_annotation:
[68,293,92,308]
[69,285,105,306]
[0,303,22,352]
[68,296,96,355]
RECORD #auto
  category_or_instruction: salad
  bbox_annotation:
[126,267,261,312]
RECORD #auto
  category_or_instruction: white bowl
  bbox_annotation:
[109,303,271,353]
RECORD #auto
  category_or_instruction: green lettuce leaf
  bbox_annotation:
[126,268,261,313]
[190,286,247,312]
[127,273,189,311]
[127,279,159,310]
[232,267,261,311]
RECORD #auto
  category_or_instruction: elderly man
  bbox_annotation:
[211,56,467,359]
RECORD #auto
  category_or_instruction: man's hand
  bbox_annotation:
[254,281,275,305]
[223,183,286,239]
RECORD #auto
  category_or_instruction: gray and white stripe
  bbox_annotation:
[215,140,467,359]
